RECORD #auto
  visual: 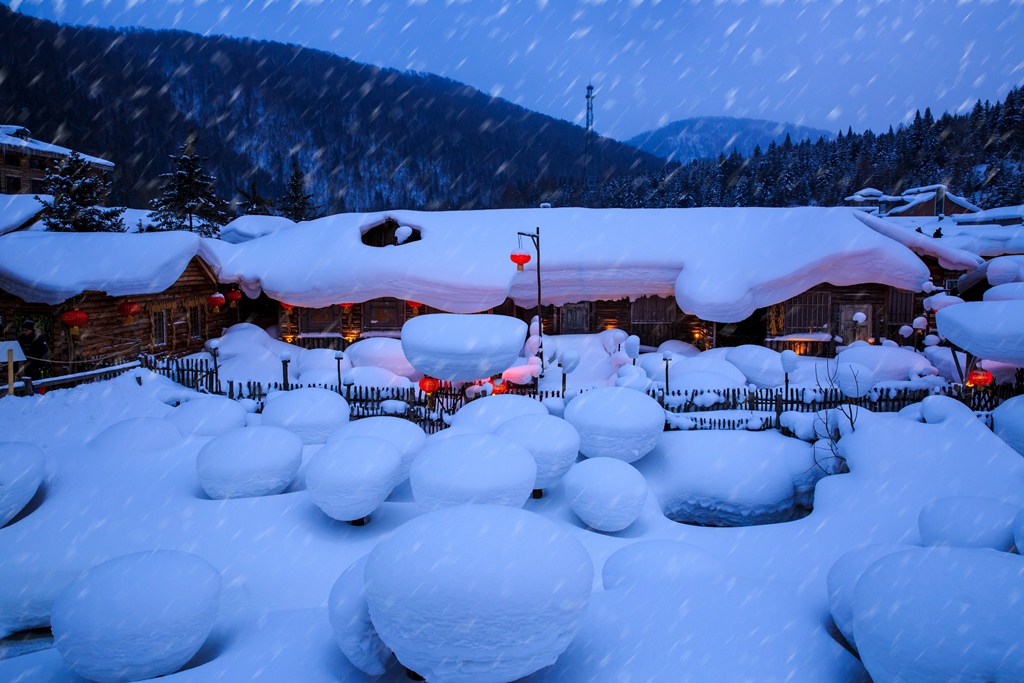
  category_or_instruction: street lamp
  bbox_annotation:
[513,227,543,379]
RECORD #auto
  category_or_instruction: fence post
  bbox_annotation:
[774,392,783,429]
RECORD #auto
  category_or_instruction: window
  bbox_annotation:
[944,279,959,295]
[29,157,44,170]
[187,306,203,341]
[4,153,20,167]
[784,291,831,333]
[631,296,677,324]
[887,288,914,327]
[31,179,46,194]
[152,310,169,347]
[5,177,22,194]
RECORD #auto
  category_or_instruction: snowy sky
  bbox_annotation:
[10,0,1024,141]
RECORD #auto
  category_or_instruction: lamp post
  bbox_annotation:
[335,351,345,394]
[514,227,543,380]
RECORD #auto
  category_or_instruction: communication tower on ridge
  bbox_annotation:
[583,82,596,200]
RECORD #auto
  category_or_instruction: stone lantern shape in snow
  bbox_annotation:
[401,314,527,382]
[364,505,594,683]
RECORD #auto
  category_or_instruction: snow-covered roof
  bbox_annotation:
[855,212,1024,268]
[0,125,114,168]
[220,215,298,243]
[0,194,47,236]
[952,205,1024,226]
[884,191,936,216]
[844,188,883,202]
[208,206,931,323]
[0,231,212,304]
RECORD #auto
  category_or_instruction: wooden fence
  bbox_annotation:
[3,360,142,397]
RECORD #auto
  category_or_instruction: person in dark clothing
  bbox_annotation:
[17,320,50,380]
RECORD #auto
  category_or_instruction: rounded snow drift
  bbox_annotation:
[89,417,183,455]
[725,345,785,388]
[327,416,426,482]
[365,505,593,683]
[306,436,403,522]
[826,544,908,654]
[165,396,248,438]
[563,387,664,462]
[494,414,580,490]
[993,395,1024,457]
[602,540,721,590]
[562,457,647,532]
[449,394,548,433]
[345,337,418,378]
[260,387,350,444]
[0,441,45,527]
[196,426,303,499]
[918,496,1020,551]
[52,550,221,683]
[834,362,874,398]
[853,547,1024,682]
[410,433,536,511]
[328,556,392,675]
[401,314,527,382]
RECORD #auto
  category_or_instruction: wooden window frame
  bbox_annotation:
[151,309,169,348]
[783,291,832,333]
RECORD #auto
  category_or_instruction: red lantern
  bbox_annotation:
[407,300,423,309]
[490,378,508,395]
[340,303,354,312]
[225,289,243,308]
[280,303,295,311]
[510,250,531,272]
[419,376,439,394]
[116,300,142,324]
[966,368,994,388]
[207,293,226,313]
[61,308,89,336]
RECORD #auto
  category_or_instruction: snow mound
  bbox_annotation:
[0,441,45,527]
[328,556,391,675]
[409,433,536,511]
[294,348,351,379]
[667,371,747,403]
[306,437,403,522]
[993,395,1024,457]
[657,339,701,357]
[834,345,937,382]
[52,551,220,683]
[563,387,664,462]
[220,215,296,244]
[260,388,350,444]
[341,365,408,389]
[364,505,593,683]
[826,544,909,654]
[345,337,418,378]
[725,345,785,388]
[562,457,647,532]
[449,394,548,433]
[669,354,747,385]
[196,427,303,499]
[938,300,1024,366]
[834,362,874,397]
[918,496,1020,551]
[89,417,183,455]
[602,540,722,590]
[166,396,248,437]
[493,414,580,490]
[638,430,813,526]
[326,416,426,482]
[853,547,1024,682]
[401,314,526,381]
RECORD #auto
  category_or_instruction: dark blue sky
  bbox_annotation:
[11,0,1023,140]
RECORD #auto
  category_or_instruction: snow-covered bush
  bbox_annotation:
[344,337,418,378]
[0,442,45,526]
[448,394,548,433]
[260,387,350,444]
[562,457,647,532]
[165,396,247,437]
[493,414,580,491]
[196,427,303,499]
[725,345,785,388]
[306,437,403,522]
[326,416,426,482]
[563,387,664,462]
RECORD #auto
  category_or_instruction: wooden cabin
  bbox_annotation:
[0,125,114,196]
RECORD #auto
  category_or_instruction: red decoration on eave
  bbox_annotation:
[280,303,295,311]
[207,293,226,313]
[225,289,243,308]
[339,303,354,312]
[966,368,994,388]
[407,300,424,309]
[510,250,531,271]
[117,300,142,324]
[419,376,439,394]
[61,308,89,336]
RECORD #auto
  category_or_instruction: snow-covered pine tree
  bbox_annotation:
[34,151,125,232]
[236,181,274,216]
[277,159,321,222]
[150,132,229,237]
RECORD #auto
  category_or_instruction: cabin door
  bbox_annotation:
[560,303,591,335]
[839,304,873,344]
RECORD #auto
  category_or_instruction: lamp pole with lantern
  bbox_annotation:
[512,227,543,380]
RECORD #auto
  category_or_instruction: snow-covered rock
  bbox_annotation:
[196,427,303,499]
[306,437,403,522]
[826,544,909,653]
[344,337,418,378]
[563,387,665,462]
[326,416,426,482]
[993,395,1024,457]
[52,551,220,683]
[562,457,647,532]
[410,433,536,511]
[918,496,1020,551]
[328,556,391,675]
[401,314,527,381]
[364,505,593,683]
[853,547,1024,682]
[493,414,580,490]
[725,345,785,388]
[260,388,350,444]
[0,442,45,527]
[449,394,548,433]
[601,540,722,590]
[165,396,248,437]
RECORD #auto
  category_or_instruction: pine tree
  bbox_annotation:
[236,181,274,216]
[277,159,321,222]
[150,132,229,237]
[34,151,125,232]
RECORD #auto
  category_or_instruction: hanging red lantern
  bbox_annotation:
[490,378,508,395]
[419,376,439,394]
[61,308,89,336]
[340,303,354,312]
[966,368,994,388]
[225,289,243,308]
[510,250,531,272]
[207,293,226,313]
[280,302,295,311]
[116,300,142,324]
[407,300,423,309]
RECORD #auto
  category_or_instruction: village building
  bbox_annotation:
[0,125,114,196]
[846,184,981,219]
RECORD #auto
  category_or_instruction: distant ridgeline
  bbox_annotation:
[0,5,658,212]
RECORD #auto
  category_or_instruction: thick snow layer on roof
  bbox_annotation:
[854,212,985,271]
[0,194,47,236]
[953,205,1024,225]
[0,231,205,304]
[212,207,930,323]
[220,215,298,244]
[0,126,114,167]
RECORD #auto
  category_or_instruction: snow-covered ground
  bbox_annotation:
[3,320,1024,681]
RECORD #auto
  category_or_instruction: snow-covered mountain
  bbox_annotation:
[627,117,834,163]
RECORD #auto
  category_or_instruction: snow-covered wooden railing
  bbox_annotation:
[2,360,141,396]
